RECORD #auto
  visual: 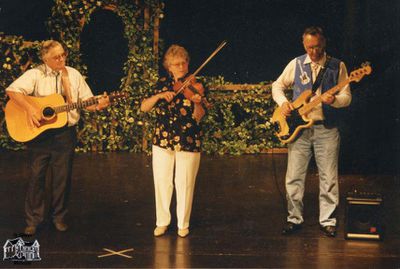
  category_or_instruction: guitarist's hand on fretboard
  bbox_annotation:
[321,93,335,105]
[86,92,110,112]
[95,92,110,111]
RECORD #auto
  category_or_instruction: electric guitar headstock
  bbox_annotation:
[349,62,372,83]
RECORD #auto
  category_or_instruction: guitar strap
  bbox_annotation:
[311,56,331,93]
[55,72,60,94]
[61,71,73,104]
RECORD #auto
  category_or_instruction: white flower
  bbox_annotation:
[160,139,168,147]
[174,144,181,151]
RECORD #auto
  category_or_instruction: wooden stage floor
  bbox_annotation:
[0,150,399,268]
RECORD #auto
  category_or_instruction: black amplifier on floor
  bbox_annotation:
[345,190,383,240]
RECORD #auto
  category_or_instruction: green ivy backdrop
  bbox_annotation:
[0,0,283,155]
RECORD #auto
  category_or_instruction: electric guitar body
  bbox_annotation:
[271,89,314,143]
[271,63,372,144]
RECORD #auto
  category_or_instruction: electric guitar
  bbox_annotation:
[5,91,127,142]
[271,63,372,144]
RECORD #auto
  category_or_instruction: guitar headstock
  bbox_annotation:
[109,91,129,102]
[349,62,372,82]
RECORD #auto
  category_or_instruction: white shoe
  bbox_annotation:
[177,228,189,237]
[154,226,168,236]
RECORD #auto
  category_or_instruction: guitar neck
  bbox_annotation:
[53,97,99,113]
[299,77,351,116]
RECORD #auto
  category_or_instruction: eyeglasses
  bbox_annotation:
[170,61,187,68]
[50,52,68,61]
[305,45,323,52]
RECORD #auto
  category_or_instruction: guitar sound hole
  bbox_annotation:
[42,107,55,119]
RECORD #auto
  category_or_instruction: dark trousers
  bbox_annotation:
[25,126,77,226]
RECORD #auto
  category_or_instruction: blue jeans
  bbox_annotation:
[285,125,340,227]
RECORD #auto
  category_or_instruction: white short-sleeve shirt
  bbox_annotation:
[6,64,94,126]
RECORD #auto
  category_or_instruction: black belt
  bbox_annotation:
[313,120,325,125]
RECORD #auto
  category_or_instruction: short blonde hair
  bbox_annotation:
[40,40,64,60]
[163,44,190,71]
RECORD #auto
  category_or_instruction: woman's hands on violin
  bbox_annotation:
[190,93,202,103]
[140,91,175,112]
[155,91,202,104]
[157,91,176,102]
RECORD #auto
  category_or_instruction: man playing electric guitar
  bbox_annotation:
[271,27,352,237]
[6,40,110,235]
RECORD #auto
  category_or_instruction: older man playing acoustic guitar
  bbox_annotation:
[6,40,109,235]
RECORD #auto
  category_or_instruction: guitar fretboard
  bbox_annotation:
[298,77,351,116]
[53,97,99,113]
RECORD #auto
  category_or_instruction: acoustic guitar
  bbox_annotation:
[271,63,372,144]
[5,92,127,142]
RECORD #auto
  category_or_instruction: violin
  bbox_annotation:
[173,74,212,109]
[163,40,227,109]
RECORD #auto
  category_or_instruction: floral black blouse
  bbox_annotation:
[150,76,207,152]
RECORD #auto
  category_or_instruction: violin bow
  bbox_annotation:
[175,40,228,95]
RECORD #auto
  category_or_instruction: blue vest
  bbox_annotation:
[293,54,341,126]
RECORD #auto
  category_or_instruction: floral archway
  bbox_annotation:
[46,0,164,152]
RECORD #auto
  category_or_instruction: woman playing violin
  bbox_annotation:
[141,44,208,237]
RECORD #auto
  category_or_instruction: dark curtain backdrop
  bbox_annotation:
[0,0,398,174]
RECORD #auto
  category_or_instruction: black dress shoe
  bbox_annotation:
[320,225,336,237]
[282,222,302,235]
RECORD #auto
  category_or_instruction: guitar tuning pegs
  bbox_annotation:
[361,61,371,67]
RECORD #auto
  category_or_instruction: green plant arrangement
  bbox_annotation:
[46,0,164,152]
[200,77,283,155]
[0,0,283,154]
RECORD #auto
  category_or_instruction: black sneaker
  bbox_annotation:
[282,222,302,235]
[320,225,336,237]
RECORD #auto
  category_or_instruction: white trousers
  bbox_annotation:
[152,145,200,229]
